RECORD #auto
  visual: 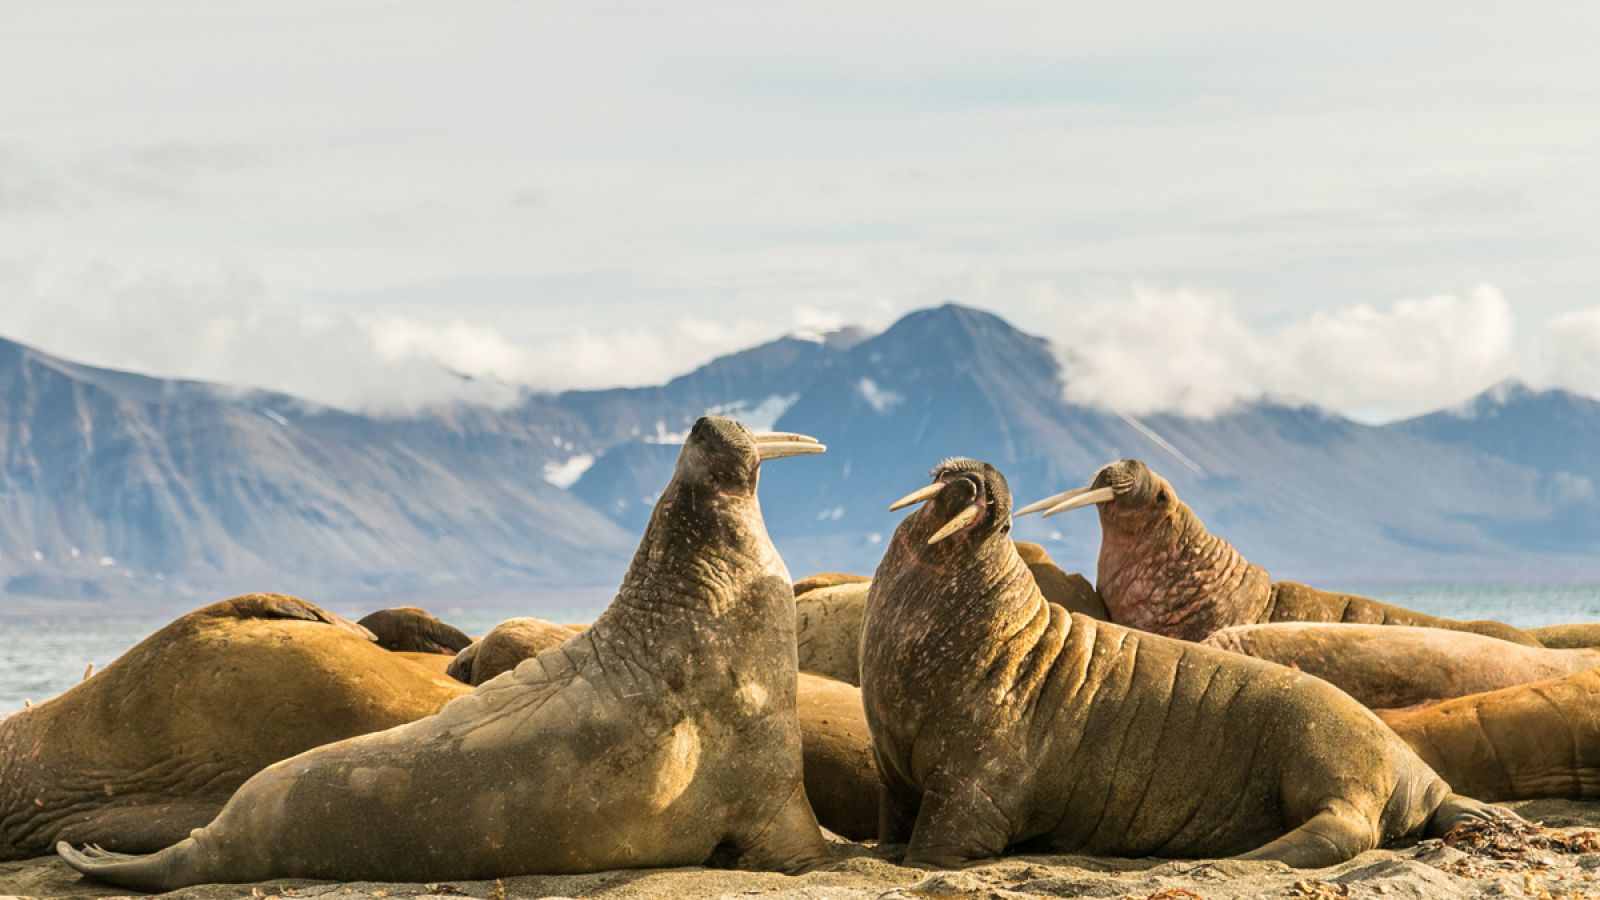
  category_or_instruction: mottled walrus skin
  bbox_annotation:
[1203,622,1600,709]
[1528,623,1600,650]
[863,458,1508,869]
[1030,459,1538,646]
[435,614,878,840]
[1378,670,1600,801]
[0,594,467,861]
[357,607,474,655]
[446,618,580,685]
[58,418,831,889]
[794,673,878,842]
[1012,541,1108,619]
[796,582,870,685]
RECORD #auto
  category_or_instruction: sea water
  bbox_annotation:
[3,584,1600,714]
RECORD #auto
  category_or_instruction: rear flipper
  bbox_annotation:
[1236,806,1376,869]
[1425,793,1522,837]
[58,837,213,893]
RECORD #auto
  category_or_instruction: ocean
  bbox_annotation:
[3,583,1600,714]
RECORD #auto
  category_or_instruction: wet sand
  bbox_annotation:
[5,799,1599,899]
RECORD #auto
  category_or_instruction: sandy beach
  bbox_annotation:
[3,799,1597,899]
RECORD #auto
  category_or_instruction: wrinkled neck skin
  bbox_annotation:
[588,474,795,700]
[865,511,1061,749]
[1095,498,1270,642]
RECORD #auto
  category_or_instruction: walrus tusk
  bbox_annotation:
[927,503,982,544]
[754,432,826,460]
[1042,486,1117,517]
[888,482,946,512]
[1016,485,1093,516]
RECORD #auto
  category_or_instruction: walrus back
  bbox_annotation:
[1265,582,1540,646]
[1027,615,1443,857]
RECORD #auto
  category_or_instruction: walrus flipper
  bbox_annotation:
[1424,793,1520,837]
[57,841,203,894]
[723,782,832,874]
[1236,806,1375,868]
[208,593,376,642]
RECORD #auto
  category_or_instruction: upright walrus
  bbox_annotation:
[1018,459,1538,645]
[60,418,833,889]
[862,458,1509,869]
[1,594,467,861]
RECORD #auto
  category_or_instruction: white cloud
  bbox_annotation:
[1534,307,1600,399]
[1052,284,1516,421]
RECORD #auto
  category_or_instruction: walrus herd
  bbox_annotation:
[0,418,1589,889]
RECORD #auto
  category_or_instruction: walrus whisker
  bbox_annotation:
[1042,486,1116,517]
[888,482,947,512]
[926,503,982,544]
[1016,485,1092,516]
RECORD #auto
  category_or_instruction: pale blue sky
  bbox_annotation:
[2,2,1598,419]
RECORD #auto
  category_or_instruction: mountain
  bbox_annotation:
[0,337,632,604]
[3,306,1598,610]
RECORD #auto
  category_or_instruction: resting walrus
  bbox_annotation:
[446,617,579,685]
[1203,622,1600,709]
[59,418,833,889]
[0,594,467,861]
[1018,459,1539,646]
[1377,669,1600,801]
[863,458,1509,869]
[357,607,474,655]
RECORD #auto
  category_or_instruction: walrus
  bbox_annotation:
[793,572,872,596]
[862,458,1509,869]
[434,614,878,840]
[0,594,467,861]
[357,606,474,655]
[1528,622,1600,650]
[795,542,1104,687]
[1203,622,1600,709]
[794,673,879,841]
[1377,669,1600,801]
[446,617,580,685]
[1018,459,1540,646]
[60,419,833,889]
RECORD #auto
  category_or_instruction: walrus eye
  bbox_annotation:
[1156,488,1169,505]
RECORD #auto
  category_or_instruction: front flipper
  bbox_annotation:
[1426,793,1522,837]
[728,782,832,874]
[1235,805,1375,868]
[902,778,1016,869]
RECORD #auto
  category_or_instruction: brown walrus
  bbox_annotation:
[60,418,833,889]
[446,617,580,685]
[1018,459,1539,646]
[1203,622,1600,709]
[863,458,1510,869]
[357,607,474,655]
[436,613,879,840]
[794,542,1105,687]
[1377,669,1600,801]
[1528,622,1600,649]
[0,594,468,861]
[793,572,872,596]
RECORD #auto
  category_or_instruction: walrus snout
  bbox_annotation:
[886,458,1011,545]
[1017,458,1159,518]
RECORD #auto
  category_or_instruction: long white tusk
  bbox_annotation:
[888,482,946,511]
[757,440,827,460]
[752,432,820,445]
[1042,486,1117,517]
[927,503,982,544]
[1016,485,1092,516]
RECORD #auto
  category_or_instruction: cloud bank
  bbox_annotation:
[1050,284,1519,421]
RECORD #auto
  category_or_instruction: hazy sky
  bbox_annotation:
[3,2,1598,421]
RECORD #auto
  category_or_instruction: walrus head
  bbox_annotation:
[674,417,826,496]
[1015,458,1176,536]
[886,457,1013,551]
